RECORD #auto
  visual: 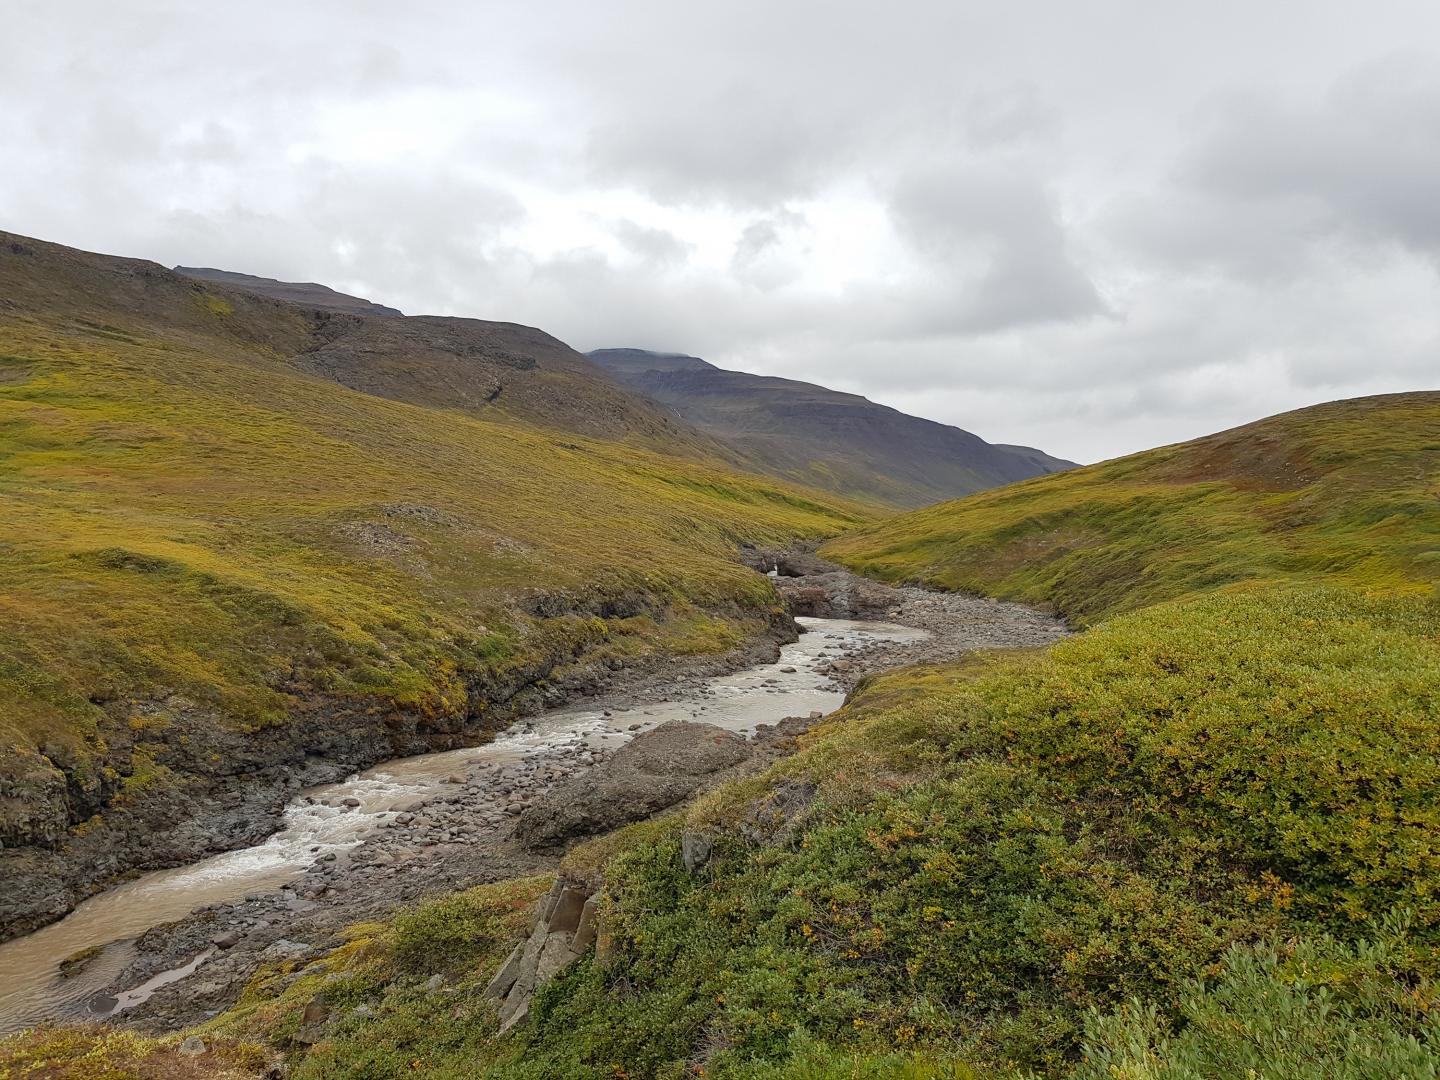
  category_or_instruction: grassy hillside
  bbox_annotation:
[2,233,731,459]
[824,393,1440,622]
[8,250,1438,1077]
[0,234,869,934]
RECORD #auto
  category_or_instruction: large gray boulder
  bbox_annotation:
[513,721,750,851]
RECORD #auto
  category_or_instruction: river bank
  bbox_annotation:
[0,563,1066,1037]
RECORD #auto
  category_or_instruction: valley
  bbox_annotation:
[0,230,1436,1080]
[8,4,1440,1075]
[0,232,871,945]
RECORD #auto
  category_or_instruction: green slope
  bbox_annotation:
[0,234,869,935]
[824,392,1440,621]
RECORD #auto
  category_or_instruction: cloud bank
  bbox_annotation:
[4,0,1438,461]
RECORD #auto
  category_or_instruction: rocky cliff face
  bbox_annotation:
[589,348,1075,508]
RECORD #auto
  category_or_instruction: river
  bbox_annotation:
[0,616,928,1035]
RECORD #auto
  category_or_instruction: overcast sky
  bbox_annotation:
[5,1,1438,462]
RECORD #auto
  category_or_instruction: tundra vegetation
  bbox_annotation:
[0,234,869,901]
[2,241,1438,1079]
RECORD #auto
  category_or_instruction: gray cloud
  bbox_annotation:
[613,220,693,265]
[1186,56,1440,258]
[2,1,1439,463]
[889,166,1107,332]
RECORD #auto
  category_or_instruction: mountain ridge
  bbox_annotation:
[173,266,405,318]
[1,235,742,459]
[589,346,1076,508]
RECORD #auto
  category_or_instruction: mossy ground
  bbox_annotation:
[0,1023,270,1079]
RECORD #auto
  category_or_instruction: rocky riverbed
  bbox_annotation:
[0,560,1066,1036]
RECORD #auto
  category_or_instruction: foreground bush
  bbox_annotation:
[1074,919,1440,1080]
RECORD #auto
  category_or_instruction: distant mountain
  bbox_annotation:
[167,266,729,456]
[174,266,405,317]
[589,348,1076,508]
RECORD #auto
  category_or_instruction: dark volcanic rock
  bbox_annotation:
[173,266,405,317]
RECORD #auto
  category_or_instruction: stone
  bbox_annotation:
[532,880,564,930]
[484,942,526,1000]
[177,1035,206,1056]
[498,994,530,1033]
[534,932,577,983]
[301,998,329,1025]
[681,831,713,873]
[261,938,313,960]
[514,721,751,851]
[547,887,588,934]
[341,797,361,807]
[571,897,600,953]
[212,930,242,950]
[425,974,445,992]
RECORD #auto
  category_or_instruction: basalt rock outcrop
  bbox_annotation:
[741,548,902,620]
[486,880,602,1032]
